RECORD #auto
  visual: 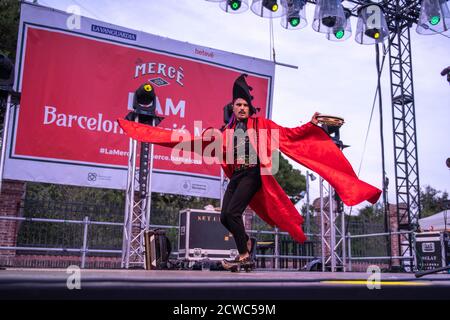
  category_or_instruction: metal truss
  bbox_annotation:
[0,93,20,192]
[121,123,154,269]
[320,177,346,272]
[384,0,421,269]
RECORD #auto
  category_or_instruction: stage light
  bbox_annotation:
[417,0,450,34]
[230,0,241,10]
[290,16,299,26]
[125,82,163,125]
[220,0,249,13]
[134,83,156,114]
[326,8,351,41]
[250,0,287,18]
[355,4,389,44]
[430,15,440,25]
[312,0,347,34]
[281,0,307,30]
[263,0,279,12]
[335,30,344,38]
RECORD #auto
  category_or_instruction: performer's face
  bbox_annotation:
[233,98,250,121]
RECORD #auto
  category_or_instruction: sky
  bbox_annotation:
[30,0,450,211]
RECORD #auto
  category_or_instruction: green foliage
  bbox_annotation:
[0,0,20,60]
[273,152,306,203]
[26,182,125,206]
[420,185,449,218]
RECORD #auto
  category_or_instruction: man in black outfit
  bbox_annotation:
[220,75,261,271]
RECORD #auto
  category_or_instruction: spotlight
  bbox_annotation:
[417,0,450,34]
[312,0,347,34]
[322,16,336,28]
[263,0,279,12]
[220,0,249,13]
[289,16,300,26]
[281,0,307,30]
[126,82,163,125]
[430,15,441,25]
[355,4,389,44]
[229,0,241,10]
[134,83,156,116]
[251,0,287,18]
[334,29,345,39]
[365,28,381,39]
[326,8,352,41]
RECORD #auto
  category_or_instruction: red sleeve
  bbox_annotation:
[117,118,219,155]
[261,118,381,206]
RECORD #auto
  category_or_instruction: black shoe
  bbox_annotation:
[222,256,255,272]
[221,256,239,270]
[239,256,255,272]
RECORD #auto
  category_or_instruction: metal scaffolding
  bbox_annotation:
[0,93,20,192]
[385,0,422,269]
[121,120,155,269]
[319,177,346,272]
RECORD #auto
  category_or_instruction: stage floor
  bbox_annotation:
[1,268,449,300]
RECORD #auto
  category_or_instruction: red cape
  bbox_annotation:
[117,117,381,243]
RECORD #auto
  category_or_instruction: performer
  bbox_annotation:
[117,74,382,272]
[218,76,322,271]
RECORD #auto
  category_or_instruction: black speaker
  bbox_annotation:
[144,229,171,270]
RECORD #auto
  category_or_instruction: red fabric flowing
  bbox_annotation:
[117,117,381,244]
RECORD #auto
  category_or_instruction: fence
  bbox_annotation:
[347,230,414,272]
[0,199,413,271]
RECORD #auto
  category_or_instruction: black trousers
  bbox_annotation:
[220,166,262,254]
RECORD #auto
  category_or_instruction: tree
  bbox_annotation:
[0,0,20,60]
[420,185,449,218]
[273,151,306,203]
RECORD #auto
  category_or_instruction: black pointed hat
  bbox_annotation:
[232,73,257,115]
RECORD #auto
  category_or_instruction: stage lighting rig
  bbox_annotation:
[326,8,351,41]
[251,0,286,18]
[312,0,347,34]
[417,0,450,34]
[355,4,389,44]
[281,0,307,29]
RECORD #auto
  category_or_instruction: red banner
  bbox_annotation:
[15,27,270,178]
